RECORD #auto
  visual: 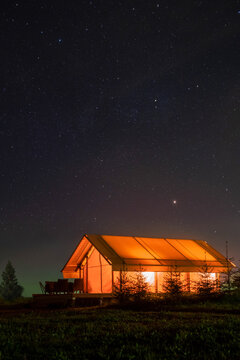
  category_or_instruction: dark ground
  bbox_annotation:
[0,295,240,360]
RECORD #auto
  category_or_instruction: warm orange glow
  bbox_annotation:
[102,235,153,259]
[62,234,235,294]
[87,248,112,293]
[101,235,219,262]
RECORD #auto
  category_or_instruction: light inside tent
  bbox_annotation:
[209,273,216,279]
[143,272,155,285]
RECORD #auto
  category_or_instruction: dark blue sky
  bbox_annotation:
[1,0,240,296]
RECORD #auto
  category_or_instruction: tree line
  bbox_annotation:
[113,264,240,302]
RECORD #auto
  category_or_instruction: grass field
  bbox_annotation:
[0,296,240,360]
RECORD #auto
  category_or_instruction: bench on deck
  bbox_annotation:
[39,279,83,295]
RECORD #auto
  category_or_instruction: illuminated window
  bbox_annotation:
[143,272,155,285]
[209,273,216,279]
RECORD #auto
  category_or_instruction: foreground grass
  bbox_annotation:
[0,306,240,360]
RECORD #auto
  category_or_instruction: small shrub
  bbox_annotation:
[231,262,240,290]
[194,273,219,296]
[131,271,149,301]
[113,271,133,302]
[162,271,185,297]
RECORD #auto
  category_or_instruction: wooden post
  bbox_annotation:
[112,269,114,294]
[83,266,85,293]
[120,269,122,292]
[86,256,88,293]
[186,272,190,292]
[155,272,158,293]
[99,253,103,293]
[216,273,220,290]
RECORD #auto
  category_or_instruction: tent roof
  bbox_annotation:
[62,234,234,274]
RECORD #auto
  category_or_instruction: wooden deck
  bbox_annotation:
[32,293,114,307]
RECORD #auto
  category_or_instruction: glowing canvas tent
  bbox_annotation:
[61,234,234,293]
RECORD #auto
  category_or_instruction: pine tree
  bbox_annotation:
[113,271,133,302]
[131,270,149,301]
[194,264,218,296]
[231,261,240,291]
[163,271,185,296]
[0,261,23,301]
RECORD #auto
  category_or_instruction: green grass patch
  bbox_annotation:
[0,308,240,359]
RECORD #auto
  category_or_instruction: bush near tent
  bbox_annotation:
[113,270,150,302]
[131,270,149,301]
[162,271,186,297]
[113,271,133,302]
[192,264,220,296]
[229,262,240,291]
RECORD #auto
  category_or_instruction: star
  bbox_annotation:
[1,0,240,298]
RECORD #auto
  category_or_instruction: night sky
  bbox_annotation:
[1,1,240,296]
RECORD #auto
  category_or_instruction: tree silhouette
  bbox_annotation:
[0,261,23,301]
[113,270,149,302]
[113,271,133,302]
[230,261,240,291]
[131,270,149,301]
[194,264,219,296]
[163,270,185,296]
